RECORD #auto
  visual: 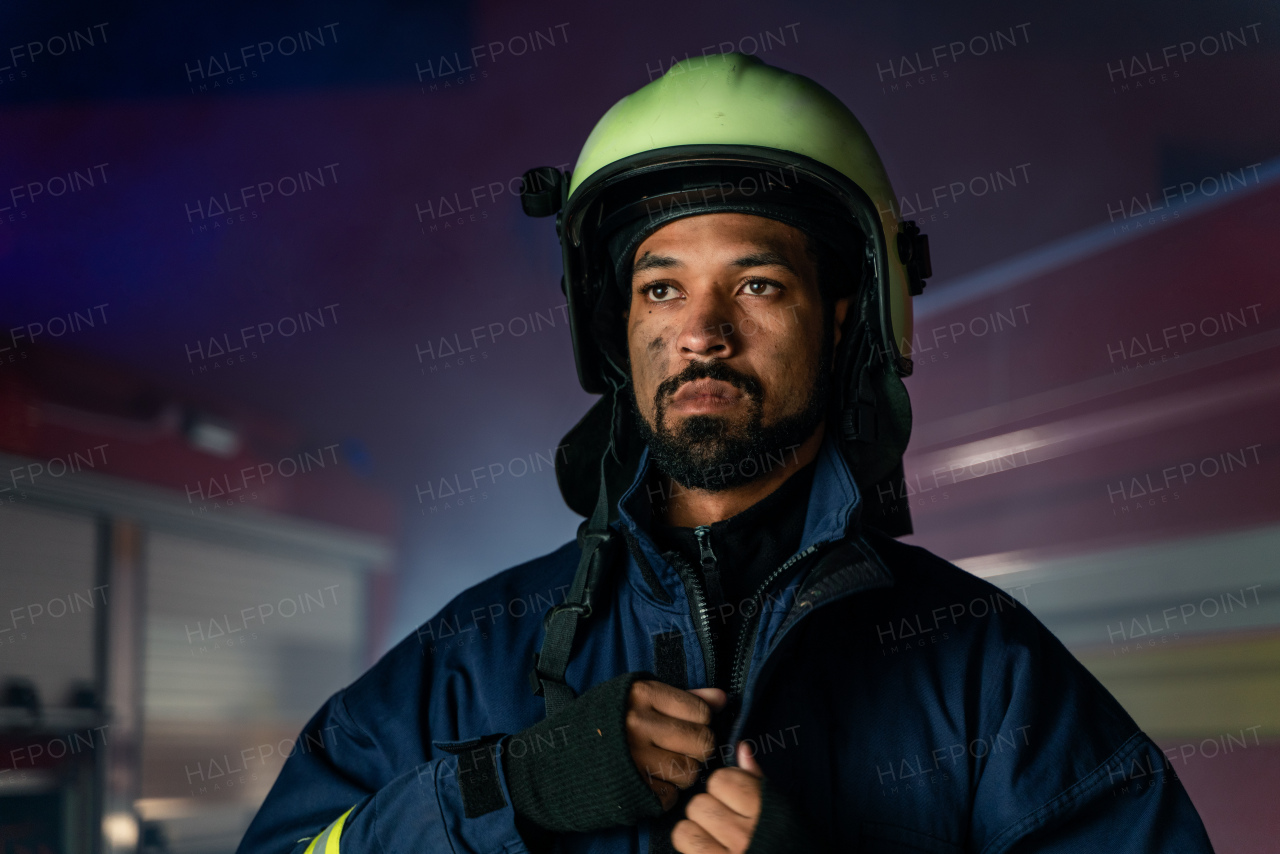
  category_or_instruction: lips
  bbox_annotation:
[670,378,742,408]
[665,376,747,414]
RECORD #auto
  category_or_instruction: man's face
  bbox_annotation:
[624,213,846,491]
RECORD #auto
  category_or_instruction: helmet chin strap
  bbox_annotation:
[530,448,620,717]
[530,370,629,717]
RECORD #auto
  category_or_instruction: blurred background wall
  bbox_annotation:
[0,0,1277,851]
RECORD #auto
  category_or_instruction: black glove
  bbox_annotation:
[745,777,823,854]
[503,671,665,834]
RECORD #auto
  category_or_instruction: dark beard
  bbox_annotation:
[627,318,834,493]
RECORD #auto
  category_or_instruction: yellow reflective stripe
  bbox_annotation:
[301,807,354,854]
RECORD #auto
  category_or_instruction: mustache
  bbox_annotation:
[654,360,764,405]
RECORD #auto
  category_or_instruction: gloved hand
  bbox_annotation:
[673,741,823,854]
[503,671,725,834]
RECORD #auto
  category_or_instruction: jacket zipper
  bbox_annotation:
[693,525,716,569]
[728,543,820,699]
[679,531,717,685]
[692,525,724,610]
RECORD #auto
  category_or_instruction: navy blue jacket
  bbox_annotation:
[237,434,1214,853]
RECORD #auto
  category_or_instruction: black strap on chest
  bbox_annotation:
[529,457,620,718]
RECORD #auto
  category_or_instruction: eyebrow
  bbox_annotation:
[632,252,682,276]
[729,251,797,274]
[631,248,797,279]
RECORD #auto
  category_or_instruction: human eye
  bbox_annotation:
[739,278,783,297]
[639,282,681,302]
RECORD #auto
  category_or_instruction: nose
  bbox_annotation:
[675,290,738,361]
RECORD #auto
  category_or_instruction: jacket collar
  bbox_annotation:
[615,430,868,603]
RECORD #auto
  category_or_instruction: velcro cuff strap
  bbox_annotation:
[452,739,509,818]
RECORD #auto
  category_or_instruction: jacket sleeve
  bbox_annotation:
[235,668,532,854]
[987,731,1215,853]
[969,606,1215,853]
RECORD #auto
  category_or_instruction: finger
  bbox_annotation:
[634,743,708,790]
[685,792,753,851]
[736,741,764,778]
[706,767,763,819]
[650,717,716,762]
[648,776,679,811]
[628,705,716,761]
[672,818,729,854]
[688,687,727,712]
[639,681,715,724]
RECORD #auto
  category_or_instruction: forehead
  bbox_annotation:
[631,212,808,265]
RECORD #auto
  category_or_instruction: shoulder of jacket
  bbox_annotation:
[446,537,582,611]
[860,528,1007,597]
[858,528,1053,646]
[333,539,581,727]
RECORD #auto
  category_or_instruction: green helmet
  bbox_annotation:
[522,52,931,535]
